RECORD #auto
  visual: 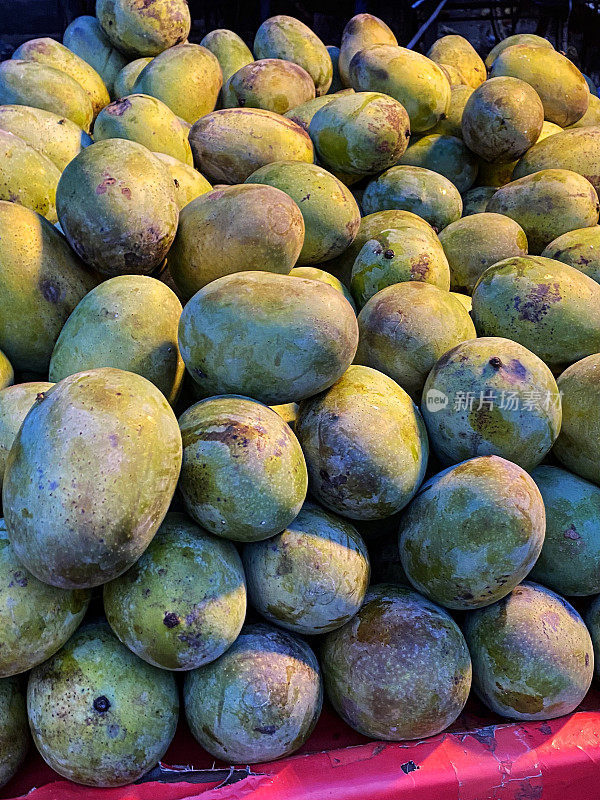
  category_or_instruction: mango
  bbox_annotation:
[321,584,471,739]
[112,56,152,97]
[356,281,476,398]
[224,58,315,114]
[338,13,397,87]
[585,597,600,678]
[513,127,600,193]
[296,365,428,519]
[0,678,28,789]
[427,34,486,88]
[485,33,553,68]
[471,255,600,371]
[462,186,497,215]
[542,226,600,283]
[463,582,593,720]
[0,382,53,490]
[63,15,127,95]
[400,456,545,610]
[189,107,314,184]
[179,272,357,404]
[97,0,190,58]
[0,129,60,222]
[200,28,254,84]
[288,266,356,310]
[421,336,562,470]
[438,63,467,87]
[0,353,13,392]
[476,122,563,189]
[398,134,478,193]
[428,83,474,138]
[283,89,354,131]
[567,93,600,128]
[326,45,343,92]
[153,152,211,208]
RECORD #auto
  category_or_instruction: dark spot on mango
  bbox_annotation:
[107,98,132,116]
[163,612,180,628]
[40,279,61,304]
[93,695,111,713]
[489,357,503,369]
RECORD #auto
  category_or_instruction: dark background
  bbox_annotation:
[1,0,599,80]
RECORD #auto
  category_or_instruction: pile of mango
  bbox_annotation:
[1,0,600,790]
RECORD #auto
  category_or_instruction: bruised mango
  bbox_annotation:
[97,0,191,58]
[542,226,600,283]
[338,13,397,87]
[397,134,478,193]
[224,58,315,114]
[63,15,127,95]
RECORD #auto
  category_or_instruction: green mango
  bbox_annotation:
[223,58,315,114]
[461,186,497,215]
[513,127,600,194]
[398,134,478,193]
[200,29,254,84]
[153,152,212,208]
[338,13,397,87]
[112,57,152,98]
[97,0,191,58]
[0,129,60,222]
[542,226,600,283]
[427,34,486,88]
[63,15,127,96]
[0,678,28,789]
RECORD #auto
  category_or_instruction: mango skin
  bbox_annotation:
[153,151,212,209]
[490,44,589,127]
[113,57,152,97]
[296,365,429,520]
[462,186,497,215]
[185,623,322,763]
[326,46,343,93]
[462,76,544,162]
[0,521,90,678]
[309,91,410,176]
[283,89,354,132]
[0,353,13,392]
[247,161,360,265]
[133,43,222,124]
[427,34,486,89]
[585,597,600,678]
[486,169,599,254]
[0,59,94,132]
[400,456,545,610]
[179,272,358,404]
[201,29,254,84]
[254,15,332,96]
[472,255,600,372]
[168,184,304,299]
[0,382,53,491]
[363,164,462,232]
[63,15,127,96]
[529,466,600,596]
[0,129,60,223]
[356,281,475,399]
[351,227,451,308]
[566,93,600,129]
[178,396,307,542]
[421,336,562,470]
[3,368,182,589]
[13,37,110,118]
[104,512,246,670]
[288,266,356,311]
[463,582,593,720]
[439,212,528,293]
[428,83,474,138]
[27,621,179,787]
[96,0,191,58]
[189,108,314,184]
[338,13,397,87]
[553,354,600,485]
[0,678,28,789]
[349,45,450,133]
[56,138,179,277]
[49,275,184,405]
[243,501,369,634]
[542,226,600,283]
[0,202,97,374]
[0,104,92,171]
[513,127,600,194]
[398,134,478,194]
[321,584,471,740]
[224,58,315,114]
[485,33,553,68]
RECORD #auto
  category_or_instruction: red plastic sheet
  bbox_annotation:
[4,692,600,800]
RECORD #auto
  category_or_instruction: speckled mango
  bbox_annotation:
[529,465,600,596]
[49,275,184,404]
[178,396,307,541]
[0,129,60,222]
[463,582,593,720]
[168,184,304,299]
[490,45,589,127]
[427,84,474,138]
[189,108,314,184]
[485,33,553,68]
[309,91,410,176]
[542,226,600,283]
[224,58,315,114]
[356,281,475,399]
[185,623,322,763]
[321,584,471,739]
[283,89,354,132]
[104,512,246,670]
[63,15,127,95]
[397,134,478,193]
[439,212,528,293]
[462,186,497,215]
[133,44,222,124]
[288,266,356,310]
[0,59,93,131]
[421,336,562,470]
[362,165,462,231]
[13,37,110,118]
[0,382,53,489]
[200,28,254,84]
[326,45,343,93]
[338,14,397,87]
[351,227,451,307]
[179,272,357,404]
[96,0,190,58]
[153,152,211,208]
[0,520,89,678]
[471,255,600,371]
[0,678,28,789]
[254,15,332,96]
[56,138,179,276]
[296,365,428,519]
[427,34,486,88]
[246,161,359,265]
[243,501,369,634]
[0,202,96,373]
[27,621,179,786]
[348,45,450,133]
[553,354,600,485]
[3,368,182,588]
[400,456,545,610]
[513,127,600,194]
[486,169,599,254]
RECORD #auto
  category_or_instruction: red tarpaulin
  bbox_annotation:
[4,690,600,800]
